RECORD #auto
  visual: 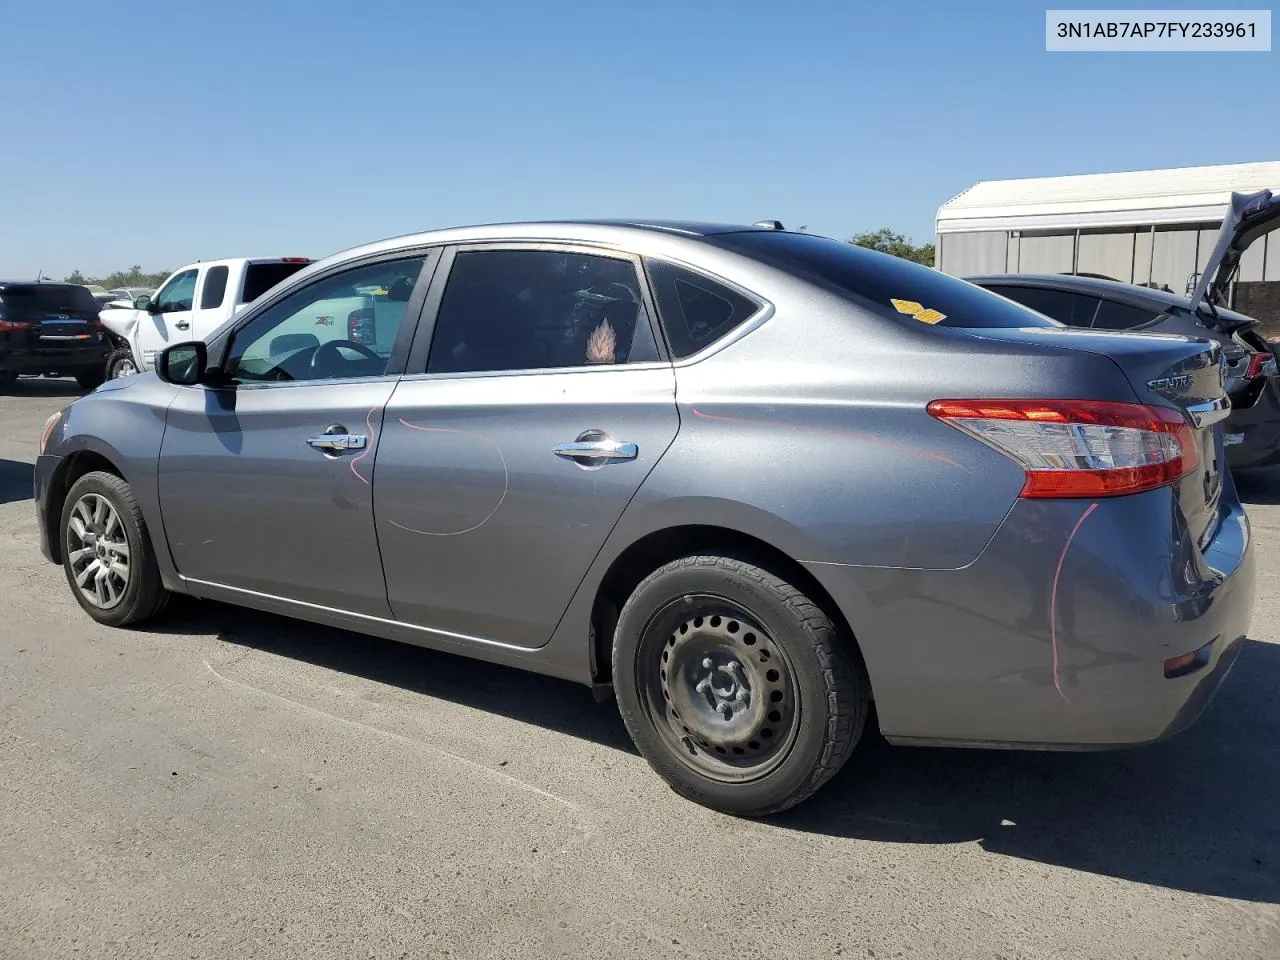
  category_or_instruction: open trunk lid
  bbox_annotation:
[962,327,1228,545]
[1190,188,1280,311]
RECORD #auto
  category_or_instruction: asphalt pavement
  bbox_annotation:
[2,377,1279,960]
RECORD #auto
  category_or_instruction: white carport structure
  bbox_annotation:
[935,161,1280,295]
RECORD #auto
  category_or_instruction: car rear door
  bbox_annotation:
[374,243,679,648]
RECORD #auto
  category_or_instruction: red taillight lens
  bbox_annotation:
[927,398,1199,498]
[347,308,375,345]
[0,318,32,332]
[1246,352,1275,378]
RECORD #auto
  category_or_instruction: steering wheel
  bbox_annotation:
[309,339,382,377]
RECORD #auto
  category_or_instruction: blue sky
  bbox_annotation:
[1,0,1275,278]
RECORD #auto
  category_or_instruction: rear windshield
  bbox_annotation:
[240,262,309,303]
[0,283,100,315]
[712,232,1061,330]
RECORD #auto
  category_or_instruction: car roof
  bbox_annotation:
[967,272,1260,325]
[297,219,782,279]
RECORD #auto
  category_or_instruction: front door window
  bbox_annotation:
[225,258,426,382]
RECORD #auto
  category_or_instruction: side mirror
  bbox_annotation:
[155,341,207,386]
[133,295,153,312]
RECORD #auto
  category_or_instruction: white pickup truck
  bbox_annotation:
[98,256,313,378]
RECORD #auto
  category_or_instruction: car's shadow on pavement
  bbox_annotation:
[777,638,1280,904]
[172,599,637,754]
[173,599,1279,904]
[0,458,34,505]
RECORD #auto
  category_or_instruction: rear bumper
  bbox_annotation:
[805,484,1254,749]
[0,344,109,374]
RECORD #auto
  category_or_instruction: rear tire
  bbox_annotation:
[613,554,868,817]
[105,348,138,380]
[60,471,171,627]
[75,366,105,391]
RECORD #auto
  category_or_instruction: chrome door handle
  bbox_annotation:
[307,434,368,452]
[174,320,190,330]
[552,438,638,463]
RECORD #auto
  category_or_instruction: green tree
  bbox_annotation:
[97,265,171,289]
[848,228,936,266]
[64,269,89,284]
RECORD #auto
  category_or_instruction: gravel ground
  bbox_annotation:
[2,377,1278,960]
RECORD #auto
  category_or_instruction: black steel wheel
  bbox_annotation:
[613,554,868,816]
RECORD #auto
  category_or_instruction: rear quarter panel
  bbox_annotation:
[543,272,1145,683]
[627,279,1139,571]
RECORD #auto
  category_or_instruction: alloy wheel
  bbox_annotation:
[65,493,131,609]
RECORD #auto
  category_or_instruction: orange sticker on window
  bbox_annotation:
[891,299,946,324]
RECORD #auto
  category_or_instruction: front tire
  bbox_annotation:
[60,471,171,627]
[613,555,869,817]
[105,347,139,379]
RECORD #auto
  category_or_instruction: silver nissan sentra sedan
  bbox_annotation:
[34,220,1254,816]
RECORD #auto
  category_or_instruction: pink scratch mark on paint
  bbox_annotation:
[690,407,965,469]
[387,418,510,536]
[1049,501,1099,704]
[349,406,378,485]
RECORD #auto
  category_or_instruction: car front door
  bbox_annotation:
[135,268,199,368]
[374,244,680,648]
[157,253,435,617]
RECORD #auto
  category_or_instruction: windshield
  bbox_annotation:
[712,231,1061,329]
[0,283,101,315]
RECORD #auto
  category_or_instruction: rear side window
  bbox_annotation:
[200,266,229,309]
[241,262,310,303]
[713,231,1060,329]
[1092,299,1160,330]
[0,284,100,315]
[983,285,1100,327]
[645,261,761,359]
[426,249,659,374]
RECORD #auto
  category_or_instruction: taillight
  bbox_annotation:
[0,318,31,332]
[927,398,1199,498]
[348,308,375,345]
[1246,352,1275,378]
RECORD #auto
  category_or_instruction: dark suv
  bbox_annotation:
[0,281,110,391]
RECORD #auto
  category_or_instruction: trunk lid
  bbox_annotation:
[0,283,102,346]
[1190,188,1280,310]
[962,326,1228,545]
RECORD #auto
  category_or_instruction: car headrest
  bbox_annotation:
[387,277,415,302]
